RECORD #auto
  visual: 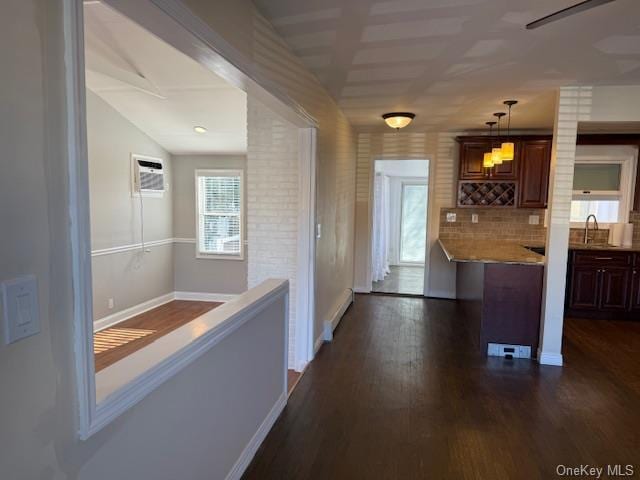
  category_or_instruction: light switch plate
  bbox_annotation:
[2,275,40,344]
[471,214,479,224]
[529,215,540,225]
[446,213,457,223]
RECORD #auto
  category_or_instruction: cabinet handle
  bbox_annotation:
[595,257,613,260]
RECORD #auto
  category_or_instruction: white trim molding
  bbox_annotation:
[174,291,238,302]
[225,392,287,480]
[94,291,240,332]
[538,350,564,367]
[94,292,175,332]
[323,288,353,341]
[91,280,289,438]
[91,238,194,257]
[314,333,325,355]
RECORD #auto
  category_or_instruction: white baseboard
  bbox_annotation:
[538,350,563,366]
[353,286,371,294]
[94,291,238,332]
[314,333,324,354]
[225,392,287,480]
[323,288,354,341]
[174,291,238,302]
[94,293,174,332]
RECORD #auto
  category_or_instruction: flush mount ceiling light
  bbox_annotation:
[501,100,518,161]
[193,126,207,134]
[382,112,415,130]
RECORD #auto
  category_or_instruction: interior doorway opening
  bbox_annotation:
[371,160,429,295]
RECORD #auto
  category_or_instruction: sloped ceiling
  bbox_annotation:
[84,2,247,154]
[253,0,640,132]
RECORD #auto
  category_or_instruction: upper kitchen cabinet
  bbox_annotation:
[459,141,490,180]
[457,136,552,208]
[518,140,552,208]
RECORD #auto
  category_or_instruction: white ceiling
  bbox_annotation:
[253,0,640,132]
[84,2,247,154]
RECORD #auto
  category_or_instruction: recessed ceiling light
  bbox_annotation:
[194,126,207,134]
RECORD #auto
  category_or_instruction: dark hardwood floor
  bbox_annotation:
[242,295,640,480]
[94,300,221,371]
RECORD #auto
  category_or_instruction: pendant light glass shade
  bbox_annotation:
[483,152,494,168]
[382,112,415,130]
[492,148,503,165]
[501,142,515,161]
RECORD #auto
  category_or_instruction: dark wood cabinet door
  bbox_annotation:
[459,141,489,180]
[600,267,632,311]
[631,269,640,311]
[569,265,600,310]
[490,143,518,181]
[518,140,551,208]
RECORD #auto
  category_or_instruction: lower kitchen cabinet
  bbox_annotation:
[566,250,638,319]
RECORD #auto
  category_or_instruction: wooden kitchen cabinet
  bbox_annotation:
[599,266,632,311]
[518,140,551,208]
[566,250,637,318]
[459,141,490,180]
[457,136,551,205]
[569,265,600,310]
[631,257,640,311]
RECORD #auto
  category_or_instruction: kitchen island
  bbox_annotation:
[439,239,544,358]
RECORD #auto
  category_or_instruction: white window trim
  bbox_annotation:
[398,179,428,266]
[570,147,638,229]
[194,169,245,261]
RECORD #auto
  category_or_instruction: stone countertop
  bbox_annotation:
[438,239,544,265]
[568,243,640,252]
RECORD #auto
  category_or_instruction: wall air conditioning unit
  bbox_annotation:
[132,154,164,198]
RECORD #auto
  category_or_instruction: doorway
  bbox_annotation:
[371,160,429,295]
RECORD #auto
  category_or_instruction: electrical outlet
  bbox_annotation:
[446,213,457,223]
[529,215,540,225]
[108,298,114,310]
[471,213,479,224]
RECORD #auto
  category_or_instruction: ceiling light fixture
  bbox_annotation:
[501,100,518,161]
[382,112,415,130]
[492,112,506,165]
[483,121,497,168]
[194,126,207,134]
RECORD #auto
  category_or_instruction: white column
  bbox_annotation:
[538,86,593,366]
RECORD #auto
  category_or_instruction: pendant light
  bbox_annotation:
[492,112,506,165]
[483,121,496,168]
[501,100,518,161]
[382,112,415,130]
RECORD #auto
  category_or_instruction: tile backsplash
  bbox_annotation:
[439,208,546,244]
[440,208,640,246]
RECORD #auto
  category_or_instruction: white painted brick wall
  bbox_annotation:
[247,97,299,367]
[539,86,593,365]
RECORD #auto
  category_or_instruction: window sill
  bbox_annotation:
[84,279,288,439]
[196,252,245,261]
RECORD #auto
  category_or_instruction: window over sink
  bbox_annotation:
[570,146,638,227]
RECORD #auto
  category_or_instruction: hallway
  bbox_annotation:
[243,295,640,480]
[371,265,424,295]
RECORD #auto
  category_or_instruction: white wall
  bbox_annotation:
[182,0,357,348]
[354,132,458,296]
[87,90,174,320]
[0,1,308,478]
[246,97,299,366]
[172,154,248,294]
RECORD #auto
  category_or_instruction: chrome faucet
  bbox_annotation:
[583,214,598,244]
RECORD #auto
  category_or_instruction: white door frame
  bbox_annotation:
[368,159,431,293]
[67,0,318,438]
